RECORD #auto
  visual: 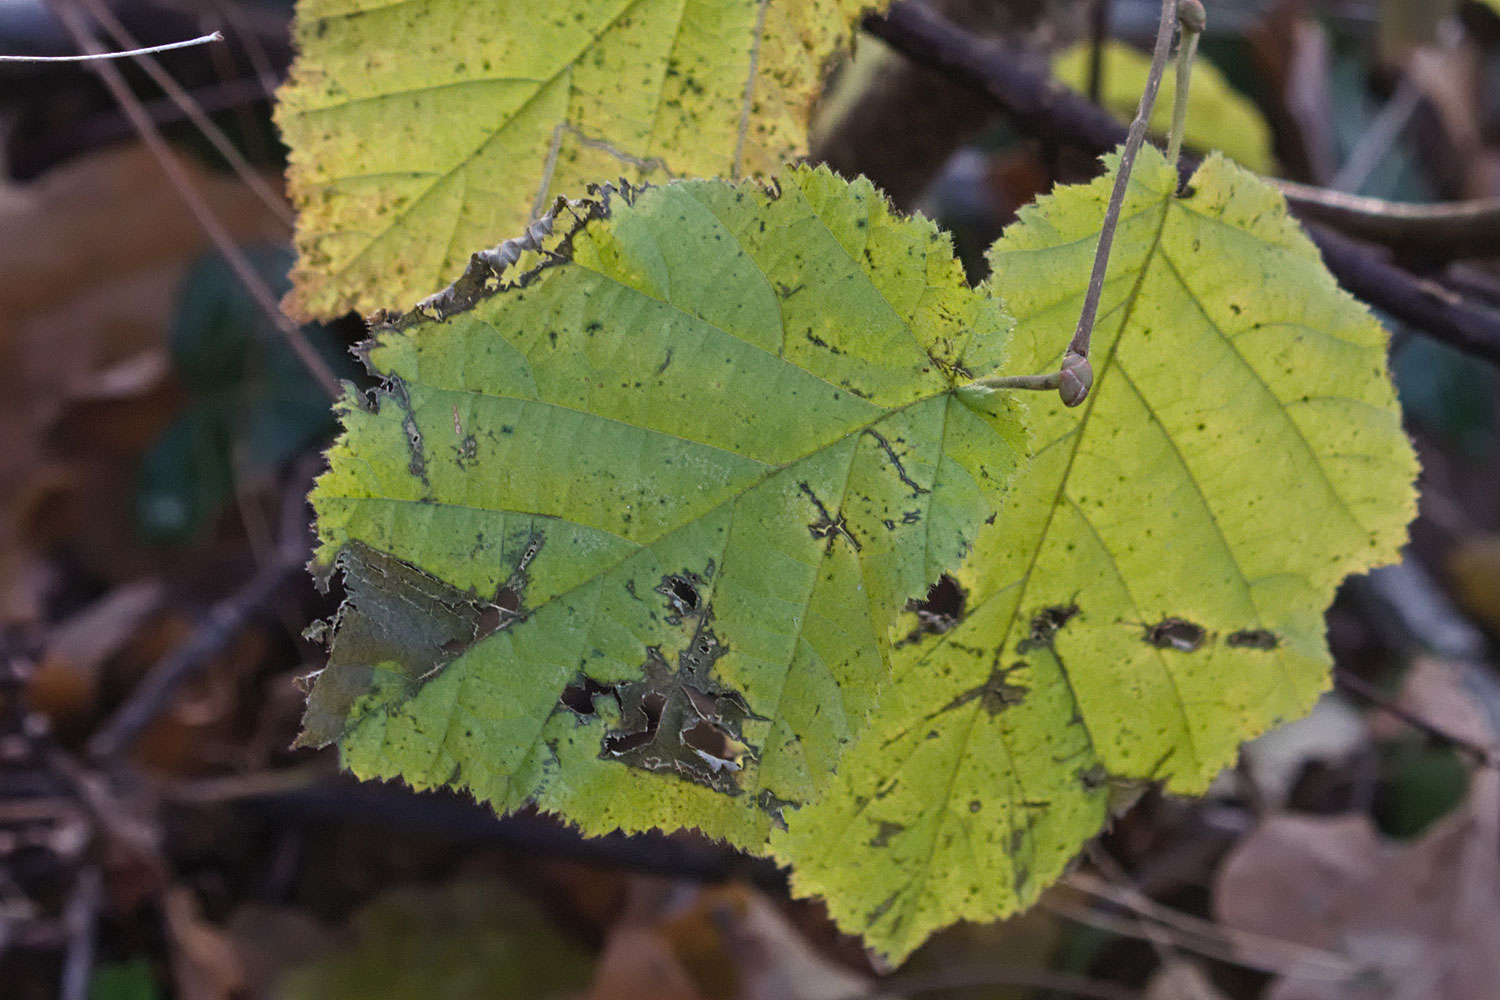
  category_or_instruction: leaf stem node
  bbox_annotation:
[1058,353,1094,407]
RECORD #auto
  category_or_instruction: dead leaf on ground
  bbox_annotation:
[165,887,248,1000]
[587,883,874,1000]
[225,903,341,1000]
[1241,694,1371,808]
[30,579,165,730]
[1145,959,1232,1000]
[0,143,285,621]
[1446,534,1500,636]
[1215,659,1500,999]
[588,925,709,1000]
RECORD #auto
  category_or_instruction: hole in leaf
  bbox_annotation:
[757,789,796,829]
[560,676,615,717]
[1143,618,1207,652]
[903,575,967,641]
[681,719,745,773]
[494,585,521,614]
[603,690,666,753]
[657,573,703,617]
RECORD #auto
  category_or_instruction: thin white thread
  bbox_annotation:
[0,31,222,63]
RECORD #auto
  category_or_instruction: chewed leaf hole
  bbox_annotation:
[1143,618,1207,652]
[493,585,521,614]
[906,574,967,635]
[682,720,746,773]
[1016,603,1080,653]
[657,573,703,616]
[560,675,616,718]
[603,690,666,752]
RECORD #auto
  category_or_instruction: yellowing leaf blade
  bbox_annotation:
[773,147,1418,962]
[304,166,1025,850]
[277,0,880,319]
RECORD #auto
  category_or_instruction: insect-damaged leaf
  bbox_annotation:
[774,148,1419,961]
[306,166,1025,849]
[276,0,880,320]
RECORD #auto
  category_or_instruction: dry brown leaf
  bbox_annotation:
[31,579,165,727]
[165,887,248,1000]
[1216,761,1500,998]
[0,144,284,621]
[1447,534,1500,636]
[587,883,874,1000]
[587,925,709,1000]
[225,904,342,1000]
[1144,960,1232,1000]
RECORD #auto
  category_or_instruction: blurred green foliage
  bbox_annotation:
[135,247,355,543]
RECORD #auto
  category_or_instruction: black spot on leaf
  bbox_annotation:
[1227,628,1280,650]
[1016,603,1080,653]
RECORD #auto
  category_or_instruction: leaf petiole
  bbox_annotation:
[1056,0,1179,407]
[1166,0,1206,174]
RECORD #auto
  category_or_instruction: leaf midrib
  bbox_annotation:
[882,186,1180,941]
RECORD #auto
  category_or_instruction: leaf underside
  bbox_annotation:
[276,0,878,320]
[305,166,1026,851]
[774,147,1417,961]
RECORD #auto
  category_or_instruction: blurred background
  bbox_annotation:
[3,0,1500,998]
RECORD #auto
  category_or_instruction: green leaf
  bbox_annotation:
[279,878,592,1000]
[135,248,354,544]
[277,0,879,320]
[773,147,1418,961]
[304,165,1026,849]
[1051,41,1274,173]
[90,960,160,1000]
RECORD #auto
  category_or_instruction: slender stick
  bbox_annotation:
[968,372,1062,392]
[48,0,340,398]
[1273,180,1500,259]
[1334,667,1499,767]
[59,868,104,1000]
[861,3,1500,366]
[1086,0,1111,104]
[74,0,295,226]
[1061,872,1361,979]
[0,30,220,61]
[87,550,303,761]
[1060,0,1178,399]
[1165,1,1204,172]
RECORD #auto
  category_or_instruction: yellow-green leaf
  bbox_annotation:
[773,146,1417,962]
[303,166,1025,851]
[1052,41,1274,173]
[277,0,879,320]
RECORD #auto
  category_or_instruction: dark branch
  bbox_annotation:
[863,1,1500,369]
[86,552,303,762]
[1274,180,1500,261]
